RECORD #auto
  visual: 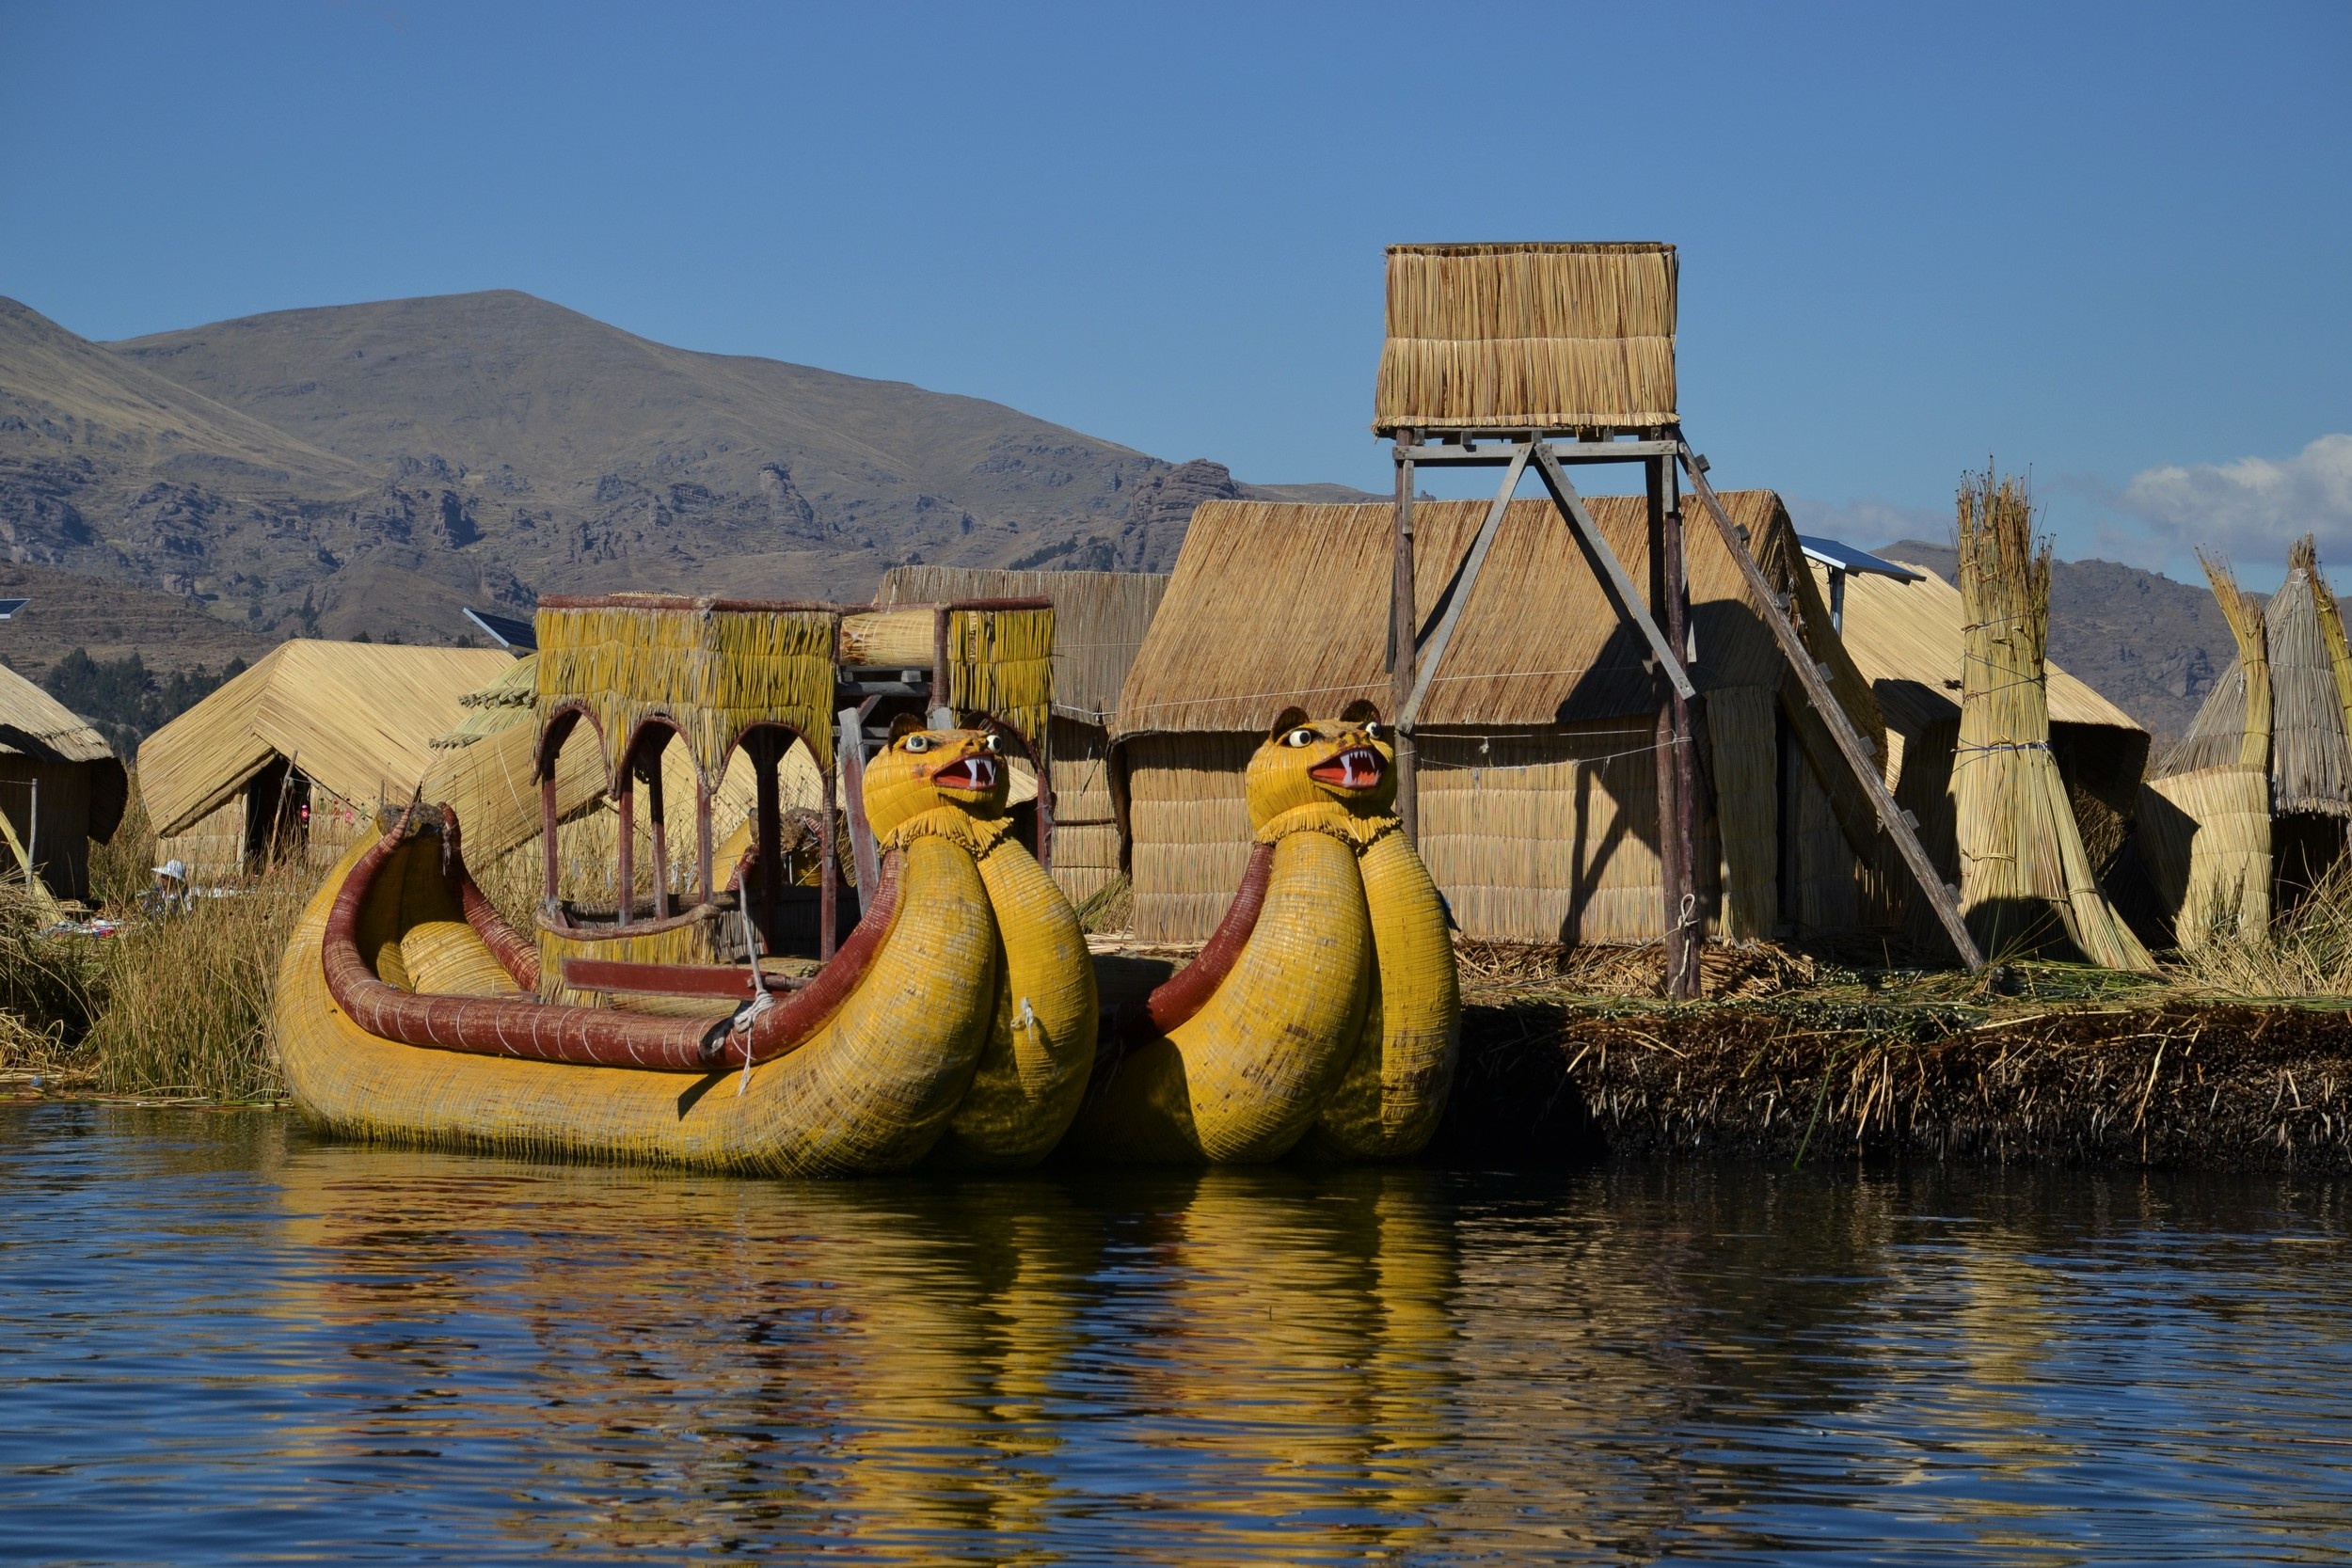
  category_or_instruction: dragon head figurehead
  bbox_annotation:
[862,718,1013,847]
[1245,705,1395,837]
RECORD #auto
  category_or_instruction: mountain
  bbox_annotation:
[1877,539,2226,753]
[0,291,1376,648]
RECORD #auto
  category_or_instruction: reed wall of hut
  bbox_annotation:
[878,565,1168,904]
[0,661,126,901]
[141,641,513,880]
[1114,491,1883,944]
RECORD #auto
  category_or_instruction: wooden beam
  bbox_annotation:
[1391,429,1419,842]
[1400,442,1531,731]
[1674,440,1985,971]
[1529,441,1697,701]
[1394,437,1681,466]
[1651,455,1699,1000]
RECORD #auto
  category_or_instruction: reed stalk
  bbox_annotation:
[1953,469,2153,971]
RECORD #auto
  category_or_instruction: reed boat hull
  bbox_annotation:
[277,827,1002,1175]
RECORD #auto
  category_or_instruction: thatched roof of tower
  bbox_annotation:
[1374,243,1677,435]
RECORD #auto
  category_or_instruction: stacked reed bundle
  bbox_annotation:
[430,655,539,750]
[2311,545,2352,752]
[1952,470,2153,970]
[2142,554,2272,946]
[946,607,1055,767]
[2257,538,2351,816]
[534,597,839,786]
[1374,243,1677,435]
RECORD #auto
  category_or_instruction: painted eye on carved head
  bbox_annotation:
[1283,727,1315,748]
[903,734,932,753]
[981,732,1001,752]
[1362,721,1382,741]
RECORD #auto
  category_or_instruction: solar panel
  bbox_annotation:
[1795,536,1925,583]
[464,607,538,651]
[0,599,31,620]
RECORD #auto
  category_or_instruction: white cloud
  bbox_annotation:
[2120,434,2352,562]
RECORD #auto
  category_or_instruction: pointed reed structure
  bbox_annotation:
[1951,470,2153,970]
[2142,553,2274,946]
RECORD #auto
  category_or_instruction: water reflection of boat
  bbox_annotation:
[274,595,1096,1175]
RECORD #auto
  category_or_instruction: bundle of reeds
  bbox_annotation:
[1952,470,2153,970]
[1375,242,1677,434]
[2306,540,2352,768]
[2142,554,2272,946]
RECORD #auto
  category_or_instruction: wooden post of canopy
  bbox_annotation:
[751,729,782,958]
[644,745,669,922]
[1391,426,1419,842]
[541,768,560,908]
[612,764,634,929]
[1649,454,1699,999]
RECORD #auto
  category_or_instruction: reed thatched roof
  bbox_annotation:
[0,662,116,766]
[1832,557,2144,738]
[1116,488,1867,738]
[2153,541,2351,814]
[1374,243,1677,436]
[137,641,515,839]
[877,565,1169,721]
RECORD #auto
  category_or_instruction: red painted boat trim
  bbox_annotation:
[320,811,900,1072]
[1138,841,1276,1037]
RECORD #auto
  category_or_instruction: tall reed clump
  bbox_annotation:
[2142,554,2274,948]
[0,875,105,1082]
[2171,850,2352,998]
[81,858,311,1101]
[1953,468,2154,971]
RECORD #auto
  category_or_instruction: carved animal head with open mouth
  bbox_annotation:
[862,720,1012,839]
[1245,705,1397,830]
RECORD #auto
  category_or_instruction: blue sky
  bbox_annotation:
[3,1,2345,583]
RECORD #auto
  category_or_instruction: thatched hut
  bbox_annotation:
[2144,538,2352,924]
[1822,551,2150,939]
[1113,490,1883,943]
[139,641,515,879]
[877,565,1168,906]
[0,663,126,901]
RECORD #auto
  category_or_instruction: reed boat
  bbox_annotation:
[1073,708,1459,1164]
[275,594,1096,1175]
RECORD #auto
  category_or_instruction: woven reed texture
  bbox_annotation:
[1044,715,1118,904]
[2154,555,2278,782]
[157,797,244,882]
[1124,734,1257,942]
[536,916,719,1006]
[1296,828,1461,1159]
[1375,243,1677,433]
[534,599,839,788]
[836,608,935,669]
[879,567,1169,721]
[946,607,1055,770]
[2312,557,2352,787]
[2261,557,2348,816]
[278,832,1004,1174]
[1118,489,1871,739]
[1951,473,2152,971]
[137,641,512,839]
[1708,686,1780,940]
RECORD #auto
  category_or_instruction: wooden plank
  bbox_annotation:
[1396,437,1682,466]
[1530,442,1698,701]
[1674,441,1985,971]
[1400,442,1531,731]
[1391,430,1419,841]
[1651,456,1699,1000]
[561,958,808,1000]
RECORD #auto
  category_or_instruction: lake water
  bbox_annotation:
[5,1104,2352,1564]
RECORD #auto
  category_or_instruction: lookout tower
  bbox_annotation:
[1373,242,1980,990]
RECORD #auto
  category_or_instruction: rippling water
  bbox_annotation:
[6,1104,2352,1563]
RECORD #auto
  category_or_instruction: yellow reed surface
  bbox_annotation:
[1074,717,1459,1164]
[929,836,1100,1168]
[1300,828,1461,1160]
[536,918,718,1006]
[276,830,1000,1175]
[2145,766,2272,947]
[1074,828,1372,1164]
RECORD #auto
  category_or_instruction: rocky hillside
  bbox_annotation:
[0,291,1372,645]
[1878,539,2226,754]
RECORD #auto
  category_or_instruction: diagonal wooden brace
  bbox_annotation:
[1532,442,1698,701]
[1674,439,1985,971]
[1401,442,1532,731]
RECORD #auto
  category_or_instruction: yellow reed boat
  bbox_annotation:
[274,594,1096,1176]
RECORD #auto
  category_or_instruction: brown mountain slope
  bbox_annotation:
[1877,539,2226,752]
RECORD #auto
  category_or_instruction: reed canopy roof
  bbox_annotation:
[1375,242,1677,436]
[137,641,513,839]
[0,662,116,766]
[1117,488,1864,738]
[1827,557,2143,738]
[878,565,1169,721]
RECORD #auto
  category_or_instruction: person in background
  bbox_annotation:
[142,859,194,918]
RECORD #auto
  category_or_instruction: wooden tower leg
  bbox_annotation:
[645,749,670,921]
[753,731,781,958]
[613,766,635,929]
[1391,428,1419,842]
[1651,455,1699,999]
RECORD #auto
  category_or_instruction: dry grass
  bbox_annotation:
[2169,853,2352,1000]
